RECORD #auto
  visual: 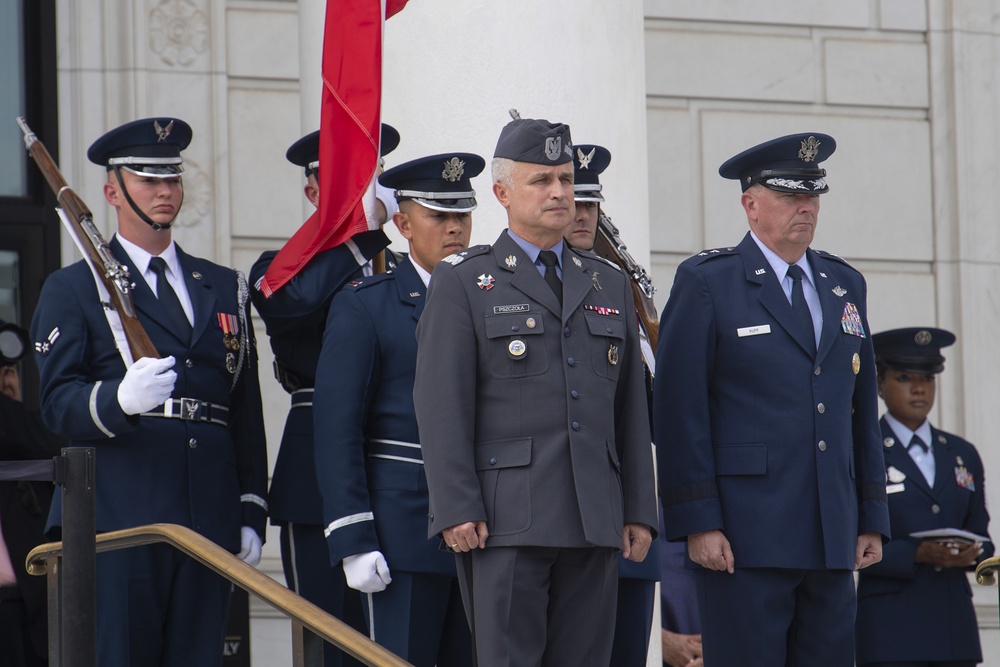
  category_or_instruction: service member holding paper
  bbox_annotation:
[856,327,993,667]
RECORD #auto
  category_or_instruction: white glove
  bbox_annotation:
[342,551,392,593]
[117,356,177,415]
[236,527,262,567]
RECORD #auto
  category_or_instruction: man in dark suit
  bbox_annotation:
[654,133,891,666]
[313,153,483,667]
[29,118,268,667]
[413,118,658,667]
[248,128,400,667]
[856,327,992,667]
[0,324,64,667]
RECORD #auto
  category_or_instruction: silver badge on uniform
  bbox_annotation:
[577,147,596,169]
[572,256,583,268]
[608,344,619,366]
[226,352,237,374]
[544,137,562,161]
[442,157,466,182]
[832,285,847,297]
[505,255,517,268]
[590,271,602,291]
[508,339,526,358]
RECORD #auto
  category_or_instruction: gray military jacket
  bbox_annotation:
[414,230,657,549]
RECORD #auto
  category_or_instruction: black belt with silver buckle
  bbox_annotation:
[0,585,23,602]
[143,398,229,427]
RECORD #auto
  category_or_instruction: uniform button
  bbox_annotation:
[567,357,576,367]
[570,389,580,399]
[606,327,613,334]
[813,366,821,376]
[489,457,497,466]
[571,421,581,431]
[817,403,825,414]
[188,438,198,449]
[934,565,943,572]
[931,504,941,514]
[511,325,519,332]
[817,441,827,452]
[185,358,194,368]
[564,327,571,338]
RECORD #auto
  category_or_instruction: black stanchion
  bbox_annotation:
[60,447,96,667]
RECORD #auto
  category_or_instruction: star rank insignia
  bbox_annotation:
[832,285,847,297]
[505,255,517,268]
[477,274,495,290]
[572,256,583,268]
[577,146,596,169]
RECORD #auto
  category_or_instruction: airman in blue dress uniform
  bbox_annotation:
[856,327,993,667]
[562,143,662,667]
[654,132,891,666]
[30,117,268,667]
[247,125,400,667]
[313,152,484,666]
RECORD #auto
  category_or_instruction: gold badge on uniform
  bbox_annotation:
[608,344,619,366]
[508,339,526,358]
[217,313,241,351]
[505,255,517,268]
[851,352,860,375]
[526,317,536,329]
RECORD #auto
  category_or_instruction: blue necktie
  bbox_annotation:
[786,265,814,350]
[149,257,192,343]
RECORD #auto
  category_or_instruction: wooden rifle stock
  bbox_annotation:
[17,117,160,360]
[592,211,659,352]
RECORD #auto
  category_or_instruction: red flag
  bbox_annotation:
[260,0,410,297]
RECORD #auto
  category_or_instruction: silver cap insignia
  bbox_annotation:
[442,157,466,182]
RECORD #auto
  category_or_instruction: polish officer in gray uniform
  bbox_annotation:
[313,153,482,667]
[413,118,658,667]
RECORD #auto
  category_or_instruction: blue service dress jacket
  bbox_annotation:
[655,232,890,570]
[413,231,658,550]
[855,418,992,664]
[313,255,455,574]
[30,237,268,551]
[249,229,391,526]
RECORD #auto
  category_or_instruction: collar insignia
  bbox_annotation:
[505,255,517,268]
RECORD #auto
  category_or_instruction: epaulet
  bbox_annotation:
[688,246,738,264]
[439,244,490,267]
[573,248,623,273]
[814,249,858,271]
[344,271,394,291]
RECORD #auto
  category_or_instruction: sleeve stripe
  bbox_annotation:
[90,381,115,438]
[324,512,374,538]
[240,493,268,511]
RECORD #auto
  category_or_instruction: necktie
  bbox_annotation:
[786,264,814,350]
[538,250,562,305]
[908,434,928,453]
[149,257,192,343]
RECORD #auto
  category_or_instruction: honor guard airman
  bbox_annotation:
[313,152,484,666]
[654,132,891,666]
[413,118,658,667]
[247,124,401,667]
[856,328,992,667]
[561,142,662,667]
[30,117,268,667]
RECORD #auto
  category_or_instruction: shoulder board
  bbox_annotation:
[689,246,738,264]
[440,244,490,267]
[572,248,623,273]
[813,249,857,271]
[344,271,395,291]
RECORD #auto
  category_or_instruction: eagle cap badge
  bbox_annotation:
[798,135,821,162]
[153,119,174,143]
[442,157,466,182]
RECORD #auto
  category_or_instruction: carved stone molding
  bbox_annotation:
[149,0,208,67]
[175,156,211,228]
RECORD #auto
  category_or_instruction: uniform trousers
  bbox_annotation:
[95,544,231,667]
[609,578,656,667]
[862,662,977,667]
[456,546,618,667]
[696,567,856,667]
[361,570,471,667]
[279,523,366,667]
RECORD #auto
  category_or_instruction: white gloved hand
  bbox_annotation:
[342,551,392,593]
[236,527,262,567]
[117,356,177,415]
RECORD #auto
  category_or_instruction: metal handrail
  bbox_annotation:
[976,555,1000,586]
[27,523,413,667]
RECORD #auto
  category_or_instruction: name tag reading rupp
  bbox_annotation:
[737,325,771,338]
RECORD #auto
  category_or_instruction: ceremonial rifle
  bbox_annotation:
[17,117,160,360]
[592,211,659,352]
